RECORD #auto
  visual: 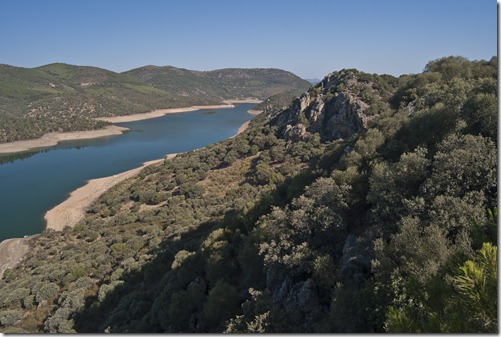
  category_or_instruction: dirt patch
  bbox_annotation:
[0,238,30,278]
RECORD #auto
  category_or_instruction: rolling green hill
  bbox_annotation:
[0,63,311,143]
[0,56,497,333]
[124,66,310,101]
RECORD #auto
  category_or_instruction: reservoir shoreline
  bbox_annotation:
[96,104,234,124]
[0,99,261,155]
[44,156,172,231]
[0,125,129,155]
[44,109,258,231]
[0,102,261,276]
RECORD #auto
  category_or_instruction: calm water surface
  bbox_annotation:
[0,103,255,241]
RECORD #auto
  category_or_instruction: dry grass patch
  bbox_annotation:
[199,155,256,198]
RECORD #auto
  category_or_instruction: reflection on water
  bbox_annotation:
[0,103,255,241]
[0,151,37,165]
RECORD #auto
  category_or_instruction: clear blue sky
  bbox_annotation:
[0,0,497,79]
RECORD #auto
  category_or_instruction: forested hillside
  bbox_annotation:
[124,66,309,100]
[0,63,310,143]
[0,56,496,333]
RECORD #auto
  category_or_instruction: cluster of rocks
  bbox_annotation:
[273,71,379,142]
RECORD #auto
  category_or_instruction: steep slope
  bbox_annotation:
[0,63,310,143]
[0,56,496,333]
[272,69,396,141]
[250,91,300,114]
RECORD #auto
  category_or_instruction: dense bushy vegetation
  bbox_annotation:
[0,56,496,333]
[0,63,310,143]
[245,92,300,113]
[125,66,309,100]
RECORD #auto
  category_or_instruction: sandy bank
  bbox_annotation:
[95,100,262,123]
[44,113,257,231]
[0,125,128,155]
[0,102,260,155]
[0,102,263,271]
[44,155,176,231]
[234,109,263,135]
[235,121,251,136]
[223,98,262,104]
[0,237,30,278]
[247,109,263,115]
[96,104,235,123]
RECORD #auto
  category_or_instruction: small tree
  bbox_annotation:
[35,283,60,304]
[202,280,240,330]
[452,242,497,332]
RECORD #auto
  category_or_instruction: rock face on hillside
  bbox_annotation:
[273,70,383,142]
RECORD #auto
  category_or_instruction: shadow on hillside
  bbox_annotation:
[71,186,288,332]
[71,153,325,332]
[72,218,218,332]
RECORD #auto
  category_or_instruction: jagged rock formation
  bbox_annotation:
[273,70,388,142]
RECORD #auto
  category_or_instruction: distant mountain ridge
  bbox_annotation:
[125,66,309,99]
[0,63,311,143]
[304,78,321,84]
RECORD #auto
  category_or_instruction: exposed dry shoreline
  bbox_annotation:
[44,105,262,231]
[223,98,262,104]
[247,109,263,115]
[0,100,262,273]
[96,104,234,123]
[0,125,128,155]
[0,99,262,155]
[235,121,251,136]
[44,156,173,231]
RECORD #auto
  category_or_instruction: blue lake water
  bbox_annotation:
[0,103,256,242]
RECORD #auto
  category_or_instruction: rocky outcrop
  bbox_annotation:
[274,70,384,142]
[265,267,325,331]
[339,233,373,286]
